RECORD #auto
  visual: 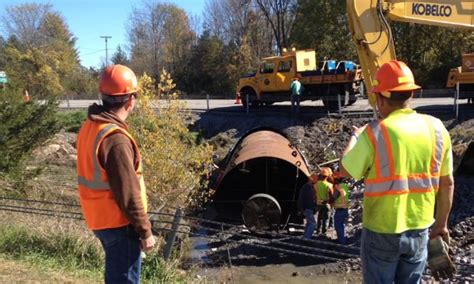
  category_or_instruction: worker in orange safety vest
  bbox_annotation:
[339,60,455,283]
[314,167,333,236]
[77,64,155,283]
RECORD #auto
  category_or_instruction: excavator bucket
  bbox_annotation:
[453,141,474,175]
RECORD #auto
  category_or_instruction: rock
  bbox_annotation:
[291,271,299,277]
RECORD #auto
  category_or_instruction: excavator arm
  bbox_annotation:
[347,0,474,106]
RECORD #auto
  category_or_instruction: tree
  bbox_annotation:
[182,30,235,96]
[204,0,272,60]
[67,66,99,99]
[1,3,80,98]
[1,3,52,48]
[253,0,297,54]
[128,1,195,85]
[0,36,6,70]
[4,44,64,97]
[290,0,356,61]
[111,45,129,65]
[393,23,474,87]
[0,89,60,174]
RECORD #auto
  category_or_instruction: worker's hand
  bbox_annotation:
[141,235,156,252]
[429,224,450,242]
[351,124,367,137]
[428,235,456,281]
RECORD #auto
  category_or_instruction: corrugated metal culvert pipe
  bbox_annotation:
[212,127,311,232]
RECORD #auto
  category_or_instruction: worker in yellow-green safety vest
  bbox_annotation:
[315,167,333,236]
[339,60,455,283]
[330,171,350,244]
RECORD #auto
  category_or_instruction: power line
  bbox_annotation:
[100,35,112,66]
[80,49,105,56]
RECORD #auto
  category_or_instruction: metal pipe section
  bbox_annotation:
[212,127,311,230]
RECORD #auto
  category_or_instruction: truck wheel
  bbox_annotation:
[322,97,339,110]
[323,87,347,110]
[241,88,259,108]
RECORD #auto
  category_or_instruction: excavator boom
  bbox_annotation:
[347,0,474,106]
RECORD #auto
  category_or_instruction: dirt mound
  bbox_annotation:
[31,131,77,167]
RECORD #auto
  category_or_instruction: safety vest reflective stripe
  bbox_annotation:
[77,176,110,190]
[423,116,444,175]
[365,176,439,196]
[366,176,440,190]
[77,124,118,191]
[366,120,394,178]
[365,116,443,196]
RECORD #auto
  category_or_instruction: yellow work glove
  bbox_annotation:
[428,235,456,280]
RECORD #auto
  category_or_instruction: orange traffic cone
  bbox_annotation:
[234,92,241,104]
[23,89,30,103]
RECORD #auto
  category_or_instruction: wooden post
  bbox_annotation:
[246,94,249,114]
[455,82,460,120]
[206,93,210,111]
[163,208,182,261]
[337,93,342,115]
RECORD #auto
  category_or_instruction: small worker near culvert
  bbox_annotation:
[330,171,350,244]
[290,73,303,114]
[339,60,455,283]
[77,64,155,283]
[315,167,333,236]
[297,173,318,239]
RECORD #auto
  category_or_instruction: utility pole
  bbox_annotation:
[100,35,112,66]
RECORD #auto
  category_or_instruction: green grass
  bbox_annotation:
[0,222,102,279]
[0,221,191,282]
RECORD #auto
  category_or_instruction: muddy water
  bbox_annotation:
[195,264,361,283]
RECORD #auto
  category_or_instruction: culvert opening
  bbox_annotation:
[211,127,311,228]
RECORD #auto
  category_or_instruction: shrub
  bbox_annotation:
[56,110,87,132]
[129,70,214,209]
[0,89,60,174]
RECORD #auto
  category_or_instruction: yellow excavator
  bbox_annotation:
[446,53,474,103]
[346,0,473,106]
[346,0,474,173]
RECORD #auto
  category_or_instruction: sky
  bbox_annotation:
[0,0,206,68]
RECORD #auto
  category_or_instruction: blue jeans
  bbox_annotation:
[334,208,348,244]
[94,225,142,284]
[316,205,329,234]
[303,209,316,239]
[291,95,301,113]
[361,228,429,284]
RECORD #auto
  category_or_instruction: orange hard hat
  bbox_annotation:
[371,60,420,98]
[99,64,139,96]
[320,167,333,177]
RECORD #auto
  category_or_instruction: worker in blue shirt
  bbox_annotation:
[290,74,303,114]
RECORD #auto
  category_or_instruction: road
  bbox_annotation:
[59,97,473,117]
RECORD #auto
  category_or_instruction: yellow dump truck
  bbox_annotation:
[237,49,364,109]
[447,53,474,103]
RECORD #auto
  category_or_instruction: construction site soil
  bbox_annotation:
[1,110,473,283]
